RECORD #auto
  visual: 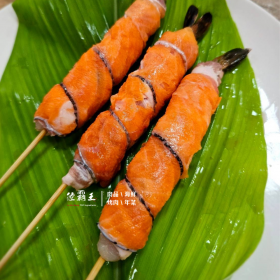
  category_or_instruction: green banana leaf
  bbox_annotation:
[0,0,267,279]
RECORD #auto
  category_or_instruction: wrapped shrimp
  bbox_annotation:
[34,0,166,136]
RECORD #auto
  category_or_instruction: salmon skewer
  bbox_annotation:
[95,48,250,266]
[34,0,166,135]
[63,7,213,189]
[0,0,166,187]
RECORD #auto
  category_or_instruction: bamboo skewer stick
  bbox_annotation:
[0,183,67,270]
[0,129,47,187]
[86,257,106,280]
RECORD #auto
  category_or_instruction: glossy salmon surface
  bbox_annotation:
[99,179,153,250]
[153,73,221,178]
[34,84,76,135]
[127,135,181,217]
[111,76,154,146]
[77,111,128,187]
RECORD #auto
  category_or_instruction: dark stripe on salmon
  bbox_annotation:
[152,133,184,175]
[125,177,154,221]
[133,74,157,110]
[97,223,136,252]
[60,83,78,126]
[93,47,114,84]
[110,109,131,148]
[33,117,63,136]
[75,145,96,181]
[73,160,96,182]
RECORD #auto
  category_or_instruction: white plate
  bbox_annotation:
[0,1,279,279]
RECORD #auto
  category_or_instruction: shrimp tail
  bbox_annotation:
[214,48,251,70]
[184,5,199,27]
[191,12,212,40]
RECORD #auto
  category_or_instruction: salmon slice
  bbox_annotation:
[157,27,198,70]
[125,0,164,42]
[99,179,153,251]
[77,111,128,187]
[35,48,112,134]
[111,75,155,146]
[127,135,181,217]
[153,73,221,178]
[34,84,76,135]
[134,44,187,115]
[95,17,144,86]
[135,27,198,115]
[63,48,112,128]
